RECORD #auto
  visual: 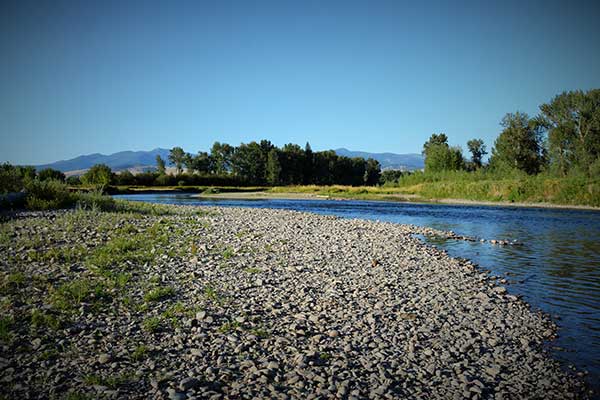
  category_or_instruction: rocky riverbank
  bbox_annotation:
[0,203,588,399]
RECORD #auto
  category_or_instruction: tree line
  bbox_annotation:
[1,141,382,190]
[161,141,381,186]
[419,89,600,178]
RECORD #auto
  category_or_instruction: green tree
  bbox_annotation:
[303,142,314,184]
[313,151,337,185]
[168,147,186,175]
[466,139,487,168]
[489,112,545,175]
[0,163,23,193]
[231,142,265,184]
[156,155,166,175]
[266,149,282,185]
[539,89,600,176]
[210,142,234,174]
[379,169,403,185]
[182,153,195,174]
[192,152,211,174]
[16,166,37,181]
[364,158,381,185]
[66,176,81,186]
[81,164,113,188]
[38,168,65,182]
[114,170,135,185]
[422,134,464,173]
[280,144,305,185]
[422,133,449,155]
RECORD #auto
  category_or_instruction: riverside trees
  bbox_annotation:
[90,141,382,187]
[420,89,600,178]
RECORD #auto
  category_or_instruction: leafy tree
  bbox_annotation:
[81,164,113,188]
[210,142,234,174]
[364,158,381,185]
[114,170,135,185]
[303,142,314,184]
[466,139,487,168]
[168,147,186,175]
[38,168,65,182]
[15,166,37,181]
[182,153,195,174]
[279,144,305,185]
[191,152,211,174]
[156,155,166,175]
[379,169,403,184]
[266,149,282,185]
[489,112,545,175]
[231,142,265,183]
[0,163,23,193]
[66,176,81,185]
[422,133,449,155]
[422,133,464,173]
[539,89,600,176]
[313,151,337,185]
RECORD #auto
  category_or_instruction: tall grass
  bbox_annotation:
[393,171,600,207]
[268,172,600,207]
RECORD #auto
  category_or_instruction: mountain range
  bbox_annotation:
[35,147,424,175]
[334,148,424,171]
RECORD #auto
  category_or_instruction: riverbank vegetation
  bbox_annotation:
[385,89,600,207]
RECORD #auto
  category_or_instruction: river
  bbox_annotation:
[115,193,600,394]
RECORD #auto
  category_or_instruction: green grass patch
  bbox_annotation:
[49,279,109,313]
[221,247,235,259]
[83,373,133,389]
[144,286,175,302]
[0,316,14,343]
[131,344,149,361]
[142,316,162,333]
[30,309,62,330]
[218,320,241,333]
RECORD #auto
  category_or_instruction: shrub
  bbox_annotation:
[38,168,66,182]
[81,164,113,188]
[66,176,81,185]
[74,190,116,211]
[25,179,74,210]
[0,163,24,193]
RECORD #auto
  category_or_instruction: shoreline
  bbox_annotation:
[0,203,588,398]
[192,190,600,211]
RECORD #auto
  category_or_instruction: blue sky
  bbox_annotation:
[1,0,599,165]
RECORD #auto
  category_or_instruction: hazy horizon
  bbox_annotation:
[2,0,599,165]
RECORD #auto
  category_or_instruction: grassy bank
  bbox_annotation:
[266,173,600,208]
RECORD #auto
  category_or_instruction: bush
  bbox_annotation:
[66,176,81,185]
[154,174,174,186]
[81,164,113,188]
[25,179,74,210]
[38,168,66,182]
[0,163,24,194]
[74,190,116,211]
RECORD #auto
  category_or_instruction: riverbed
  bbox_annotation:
[115,192,600,394]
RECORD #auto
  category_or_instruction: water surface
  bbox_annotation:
[116,193,600,392]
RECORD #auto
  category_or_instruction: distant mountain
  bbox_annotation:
[335,148,424,171]
[36,148,171,175]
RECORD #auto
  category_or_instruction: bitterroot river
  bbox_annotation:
[116,193,600,394]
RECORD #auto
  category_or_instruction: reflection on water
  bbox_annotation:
[115,193,600,391]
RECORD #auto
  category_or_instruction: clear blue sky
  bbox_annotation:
[1,0,599,165]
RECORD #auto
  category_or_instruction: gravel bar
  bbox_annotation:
[0,204,588,399]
